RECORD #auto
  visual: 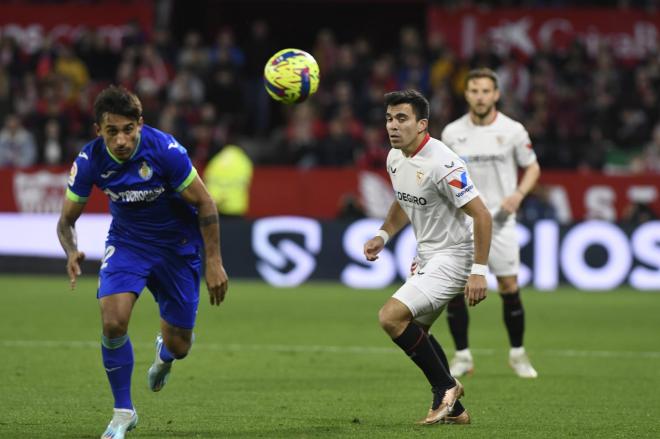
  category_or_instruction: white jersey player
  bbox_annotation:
[441,68,541,379]
[363,90,492,426]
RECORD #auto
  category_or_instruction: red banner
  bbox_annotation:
[0,1,154,53]
[0,166,658,222]
[428,7,660,60]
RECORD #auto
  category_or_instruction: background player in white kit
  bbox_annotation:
[363,90,492,425]
[441,68,541,378]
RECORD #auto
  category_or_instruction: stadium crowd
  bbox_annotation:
[0,15,659,174]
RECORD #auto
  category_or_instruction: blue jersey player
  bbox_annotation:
[56,85,229,439]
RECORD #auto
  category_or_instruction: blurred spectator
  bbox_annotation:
[168,68,205,105]
[206,67,244,124]
[39,119,64,165]
[0,36,23,80]
[318,110,361,166]
[468,38,501,70]
[0,114,37,168]
[336,193,366,220]
[0,67,11,121]
[621,201,658,224]
[203,144,253,217]
[135,44,170,95]
[274,102,326,167]
[242,20,276,137]
[189,103,225,168]
[121,19,147,48]
[76,30,120,81]
[178,31,208,74]
[209,28,244,71]
[325,44,361,91]
[629,123,660,173]
[355,125,388,170]
[54,44,90,101]
[496,52,531,105]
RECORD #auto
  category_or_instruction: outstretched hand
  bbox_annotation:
[66,251,85,290]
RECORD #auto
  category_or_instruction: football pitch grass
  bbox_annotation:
[1,275,659,438]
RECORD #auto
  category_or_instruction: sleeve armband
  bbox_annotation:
[175,167,198,192]
[66,188,89,203]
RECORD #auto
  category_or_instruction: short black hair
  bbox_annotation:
[93,85,142,124]
[384,89,430,121]
[465,67,499,89]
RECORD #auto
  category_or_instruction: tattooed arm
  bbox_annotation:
[57,198,87,290]
[180,175,228,305]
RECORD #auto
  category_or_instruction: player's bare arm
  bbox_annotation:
[501,161,541,215]
[57,198,87,290]
[180,176,229,306]
[461,196,492,306]
[364,201,410,261]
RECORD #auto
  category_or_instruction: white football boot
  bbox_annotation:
[100,408,137,439]
[147,334,173,392]
[509,348,538,378]
[449,349,474,377]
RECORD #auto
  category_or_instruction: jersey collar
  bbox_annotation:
[409,133,430,158]
[105,134,142,164]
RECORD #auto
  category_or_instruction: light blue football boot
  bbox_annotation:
[147,334,173,392]
[100,408,137,439]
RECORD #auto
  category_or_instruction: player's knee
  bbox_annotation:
[102,318,128,338]
[498,278,518,293]
[378,307,405,337]
[165,339,191,359]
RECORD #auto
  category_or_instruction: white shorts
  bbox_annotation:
[489,222,519,277]
[393,250,471,327]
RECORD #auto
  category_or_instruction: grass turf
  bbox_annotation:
[1,275,659,438]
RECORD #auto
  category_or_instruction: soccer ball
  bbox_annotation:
[263,48,320,104]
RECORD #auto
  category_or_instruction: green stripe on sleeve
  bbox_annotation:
[66,188,89,203]
[176,167,198,192]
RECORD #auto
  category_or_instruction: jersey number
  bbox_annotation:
[101,245,116,270]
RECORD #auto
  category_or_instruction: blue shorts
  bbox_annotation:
[98,240,202,329]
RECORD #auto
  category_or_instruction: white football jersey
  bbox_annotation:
[387,135,480,264]
[441,112,537,222]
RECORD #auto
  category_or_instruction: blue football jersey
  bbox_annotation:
[66,125,201,250]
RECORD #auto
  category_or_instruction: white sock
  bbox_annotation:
[510,347,526,356]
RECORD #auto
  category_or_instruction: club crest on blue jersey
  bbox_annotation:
[139,161,153,181]
[68,162,78,186]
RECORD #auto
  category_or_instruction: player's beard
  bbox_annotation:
[471,104,494,120]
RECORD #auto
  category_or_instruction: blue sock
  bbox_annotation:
[101,334,134,410]
[159,341,175,363]
[159,332,194,363]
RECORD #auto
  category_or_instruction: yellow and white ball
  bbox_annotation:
[263,48,320,104]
